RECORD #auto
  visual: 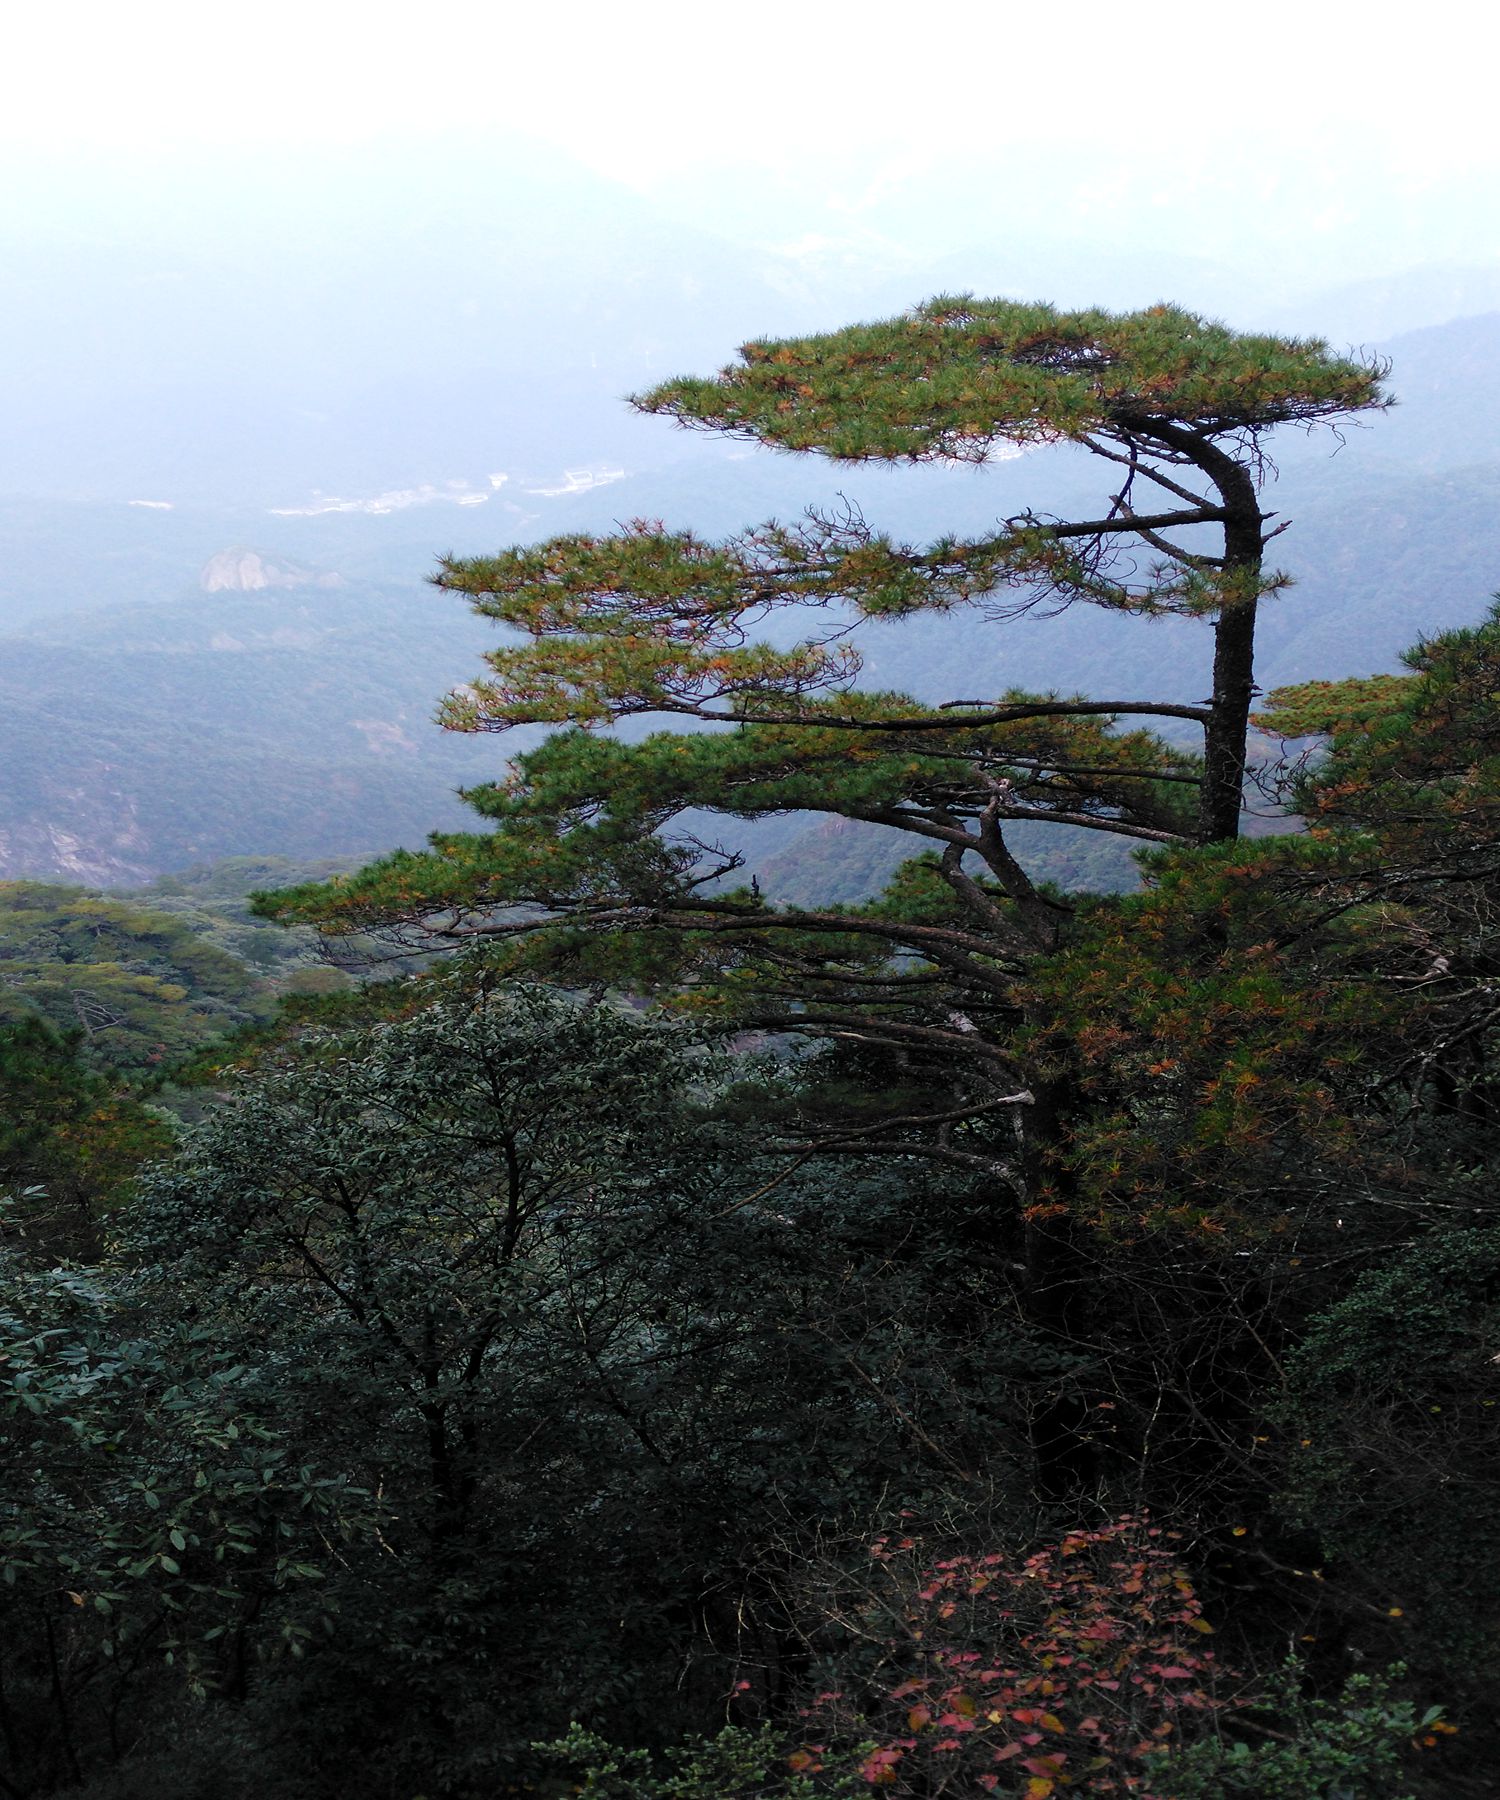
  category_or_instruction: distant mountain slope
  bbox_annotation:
[0,576,509,884]
[1332,312,1500,470]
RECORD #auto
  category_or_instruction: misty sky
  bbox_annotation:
[3,0,1498,511]
[5,0,1497,286]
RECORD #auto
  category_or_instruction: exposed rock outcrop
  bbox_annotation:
[200,549,342,593]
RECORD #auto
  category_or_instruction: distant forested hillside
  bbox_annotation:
[0,857,365,1071]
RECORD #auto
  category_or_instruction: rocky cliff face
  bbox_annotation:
[199,549,342,593]
[0,780,156,886]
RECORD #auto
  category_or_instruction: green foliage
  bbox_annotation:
[637,298,1385,465]
[0,1223,372,1793]
[0,881,270,1072]
[0,861,381,1244]
[10,303,1493,1799]
[49,972,1046,1794]
[0,1015,170,1243]
[538,1724,865,1799]
[538,1665,1435,1800]
[1021,834,1396,1226]
[1147,1661,1427,1800]
[130,855,369,984]
[1021,605,1500,1228]
[1270,597,1500,871]
[1253,674,1417,740]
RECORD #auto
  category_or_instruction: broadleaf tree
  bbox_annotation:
[263,297,1388,1189]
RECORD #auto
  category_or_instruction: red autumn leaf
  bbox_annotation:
[1023,1753,1068,1776]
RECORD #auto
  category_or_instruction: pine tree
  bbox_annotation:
[263,297,1387,1173]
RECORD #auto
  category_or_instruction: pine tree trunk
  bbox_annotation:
[1200,590,1258,842]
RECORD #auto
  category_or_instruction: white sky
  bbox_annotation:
[0,0,1495,305]
[3,0,1494,190]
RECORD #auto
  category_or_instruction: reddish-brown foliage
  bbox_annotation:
[793,1516,1234,1797]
